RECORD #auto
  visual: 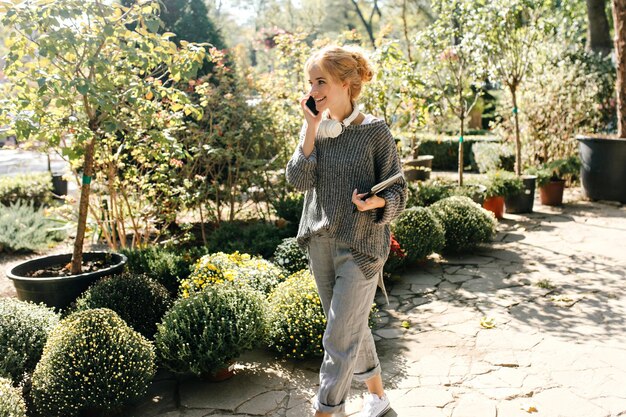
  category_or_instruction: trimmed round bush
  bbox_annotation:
[31,308,155,417]
[180,252,285,296]
[74,273,173,339]
[429,196,497,253]
[272,237,308,275]
[156,284,266,377]
[0,377,26,417]
[392,207,445,263]
[267,270,326,359]
[0,298,59,383]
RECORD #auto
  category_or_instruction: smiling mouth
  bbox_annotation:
[315,97,326,103]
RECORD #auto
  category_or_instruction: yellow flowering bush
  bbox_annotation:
[266,270,326,359]
[31,308,155,417]
[0,377,26,417]
[179,256,225,298]
[0,299,59,384]
[180,252,285,297]
[155,284,266,377]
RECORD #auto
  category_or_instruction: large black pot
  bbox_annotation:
[577,136,626,203]
[505,175,537,214]
[7,252,127,310]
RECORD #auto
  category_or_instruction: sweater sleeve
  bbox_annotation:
[285,124,317,192]
[371,127,407,225]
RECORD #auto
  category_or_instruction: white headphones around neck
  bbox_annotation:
[318,103,360,138]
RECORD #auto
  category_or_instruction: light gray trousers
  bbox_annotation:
[308,235,381,414]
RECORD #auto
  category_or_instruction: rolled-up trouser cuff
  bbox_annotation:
[314,395,345,414]
[353,362,381,382]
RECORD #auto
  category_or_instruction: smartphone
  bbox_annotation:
[305,96,319,115]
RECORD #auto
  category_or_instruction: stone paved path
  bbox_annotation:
[125,192,626,417]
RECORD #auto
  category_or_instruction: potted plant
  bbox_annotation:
[484,0,545,213]
[482,170,524,219]
[156,283,266,380]
[403,155,434,182]
[576,0,626,203]
[416,1,487,186]
[531,156,581,206]
[0,1,209,308]
[504,173,538,214]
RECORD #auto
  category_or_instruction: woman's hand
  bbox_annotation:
[352,189,386,212]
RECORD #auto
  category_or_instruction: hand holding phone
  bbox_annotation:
[305,96,319,115]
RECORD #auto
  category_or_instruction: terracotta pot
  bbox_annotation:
[202,362,235,382]
[483,196,505,219]
[540,180,566,206]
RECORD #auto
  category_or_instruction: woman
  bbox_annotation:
[285,45,407,417]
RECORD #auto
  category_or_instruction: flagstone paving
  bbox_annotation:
[125,191,626,417]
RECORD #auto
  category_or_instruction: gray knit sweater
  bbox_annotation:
[285,119,407,280]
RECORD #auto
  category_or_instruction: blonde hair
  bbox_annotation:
[305,45,374,101]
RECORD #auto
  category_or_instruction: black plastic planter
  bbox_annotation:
[505,175,537,214]
[51,174,68,196]
[577,136,626,203]
[7,252,127,310]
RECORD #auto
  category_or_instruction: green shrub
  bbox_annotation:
[407,180,454,207]
[416,135,500,170]
[0,377,26,417]
[181,252,285,296]
[206,220,286,259]
[0,299,59,384]
[430,196,497,253]
[471,142,515,173]
[0,201,66,253]
[74,274,172,339]
[392,207,445,263]
[31,309,155,417]
[0,172,52,208]
[120,245,204,296]
[484,170,524,198]
[271,191,304,225]
[155,284,266,377]
[267,270,326,359]
[272,237,308,275]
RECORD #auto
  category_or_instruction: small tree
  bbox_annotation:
[416,0,488,185]
[485,0,545,176]
[360,38,426,147]
[613,0,626,137]
[0,0,209,273]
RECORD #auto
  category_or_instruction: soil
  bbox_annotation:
[1,242,107,298]
[26,257,115,278]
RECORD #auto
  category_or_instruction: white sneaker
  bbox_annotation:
[359,393,390,417]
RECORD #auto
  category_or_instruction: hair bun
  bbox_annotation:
[352,52,373,83]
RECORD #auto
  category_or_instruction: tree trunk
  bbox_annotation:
[458,116,464,186]
[613,0,626,137]
[350,0,378,48]
[70,133,96,274]
[401,0,413,61]
[511,86,522,176]
[587,0,613,56]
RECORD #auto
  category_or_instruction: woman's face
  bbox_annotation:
[307,64,349,114]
